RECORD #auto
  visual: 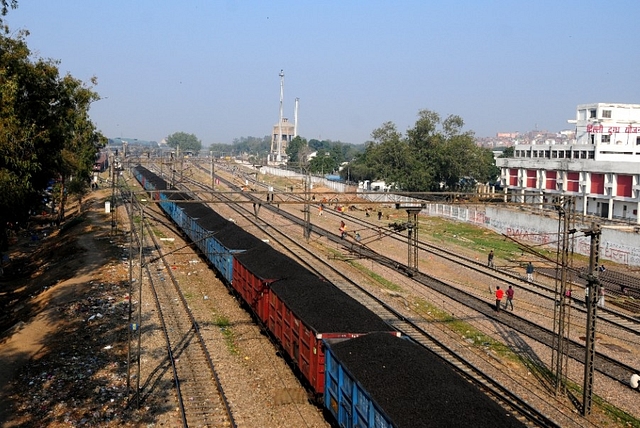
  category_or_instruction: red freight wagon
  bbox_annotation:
[268,275,393,395]
[232,239,394,395]
[232,241,305,321]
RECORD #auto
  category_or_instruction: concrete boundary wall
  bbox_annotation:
[259,166,348,192]
[422,204,640,267]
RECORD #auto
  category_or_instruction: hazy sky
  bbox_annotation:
[6,1,640,145]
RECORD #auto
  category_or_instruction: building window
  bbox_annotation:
[551,151,557,158]
[602,110,611,118]
[588,151,595,159]
[545,150,550,158]
[636,136,640,145]
[533,151,538,158]
[558,151,564,158]
[581,151,587,159]
[590,109,597,118]
[601,135,611,143]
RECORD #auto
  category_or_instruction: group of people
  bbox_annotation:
[494,285,515,312]
[491,252,609,313]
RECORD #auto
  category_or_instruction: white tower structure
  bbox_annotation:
[294,97,299,137]
[277,69,284,162]
[270,70,296,165]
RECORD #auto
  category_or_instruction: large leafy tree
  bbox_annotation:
[347,109,498,192]
[499,146,514,158]
[0,29,103,250]
[54,75,105,220]
[166,132,202,153]
[0,0,16,22]
[286,136,307,165]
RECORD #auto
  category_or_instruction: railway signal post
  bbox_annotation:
[395,204,425,274]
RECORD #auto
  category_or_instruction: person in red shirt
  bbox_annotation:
[505,285,514,311]
[495,286,504,312]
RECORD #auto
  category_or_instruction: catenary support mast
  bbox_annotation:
[582,223,601,415]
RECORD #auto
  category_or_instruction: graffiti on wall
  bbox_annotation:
[423,203,640,267]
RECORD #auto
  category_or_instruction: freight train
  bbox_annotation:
[132,165,527,428]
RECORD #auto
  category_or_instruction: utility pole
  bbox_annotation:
[135,199,145,409]
[110,151,117,235]
[303,171,311,241]
[170,151,175,187]
[179,146,183,184]
[214,151,216,190]
[406,209,420,274]
[582,223,602,416]
[126,189,134,399]
[551,197,575,393]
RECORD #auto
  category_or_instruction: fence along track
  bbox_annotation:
[130,193,236,427]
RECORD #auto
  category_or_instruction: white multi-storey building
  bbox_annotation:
[495,103,640,223]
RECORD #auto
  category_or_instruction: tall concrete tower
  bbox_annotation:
[277,69,284,162]
[294,97,299,137]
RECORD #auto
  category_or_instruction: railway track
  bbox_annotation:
[186,163,640,416]
[224,164,640,345]
[144,161,639,425]
[125,192,236,427]
[168,166,578,427]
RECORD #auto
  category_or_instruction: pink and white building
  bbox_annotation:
[496,103,640,223]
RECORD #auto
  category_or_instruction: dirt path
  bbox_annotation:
[0,190,116,425]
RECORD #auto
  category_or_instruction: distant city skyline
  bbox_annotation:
[6,1,640,145]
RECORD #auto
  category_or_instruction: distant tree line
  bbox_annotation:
[283,109,499,190]
[0,26,105,251]
[205,109,498,191]
[165,132,202,154]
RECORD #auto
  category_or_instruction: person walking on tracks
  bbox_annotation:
[584,286,590,306]
[495,286,504,313]
[505,285,514,311]
[526,262,534,282]
[598,287,606,308]
[339,220,347,239]
[487,250,495,269]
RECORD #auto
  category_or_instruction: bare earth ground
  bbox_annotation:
[0,189,145,427]
[0,186,329,428]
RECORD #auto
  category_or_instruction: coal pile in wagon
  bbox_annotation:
[234,240,308,279]
[328,332,526,428]
[271,274,391,334]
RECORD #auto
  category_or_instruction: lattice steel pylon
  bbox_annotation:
[582,223,601,416]
[405,208,421,273]
[550,197,576,394]
[303,173,311,241]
